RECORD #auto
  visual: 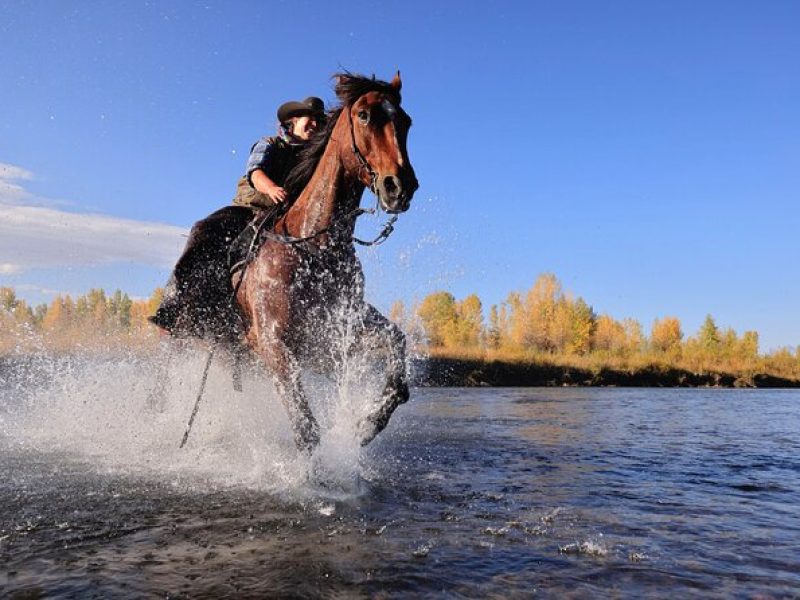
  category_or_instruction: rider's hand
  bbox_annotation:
[267,184,287,204]
[251,170,288,204]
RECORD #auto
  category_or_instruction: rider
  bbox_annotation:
[149,96,326,336]
[233,96,325,208]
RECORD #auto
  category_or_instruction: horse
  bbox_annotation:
[233,72,418,453]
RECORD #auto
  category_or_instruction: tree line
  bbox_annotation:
[2,275,798,380]
[0,286,163,353]
[391,273,799,379]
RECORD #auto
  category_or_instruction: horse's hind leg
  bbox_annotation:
[354,305,410,446]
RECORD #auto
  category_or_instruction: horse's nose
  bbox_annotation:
[382,175,400,197]
[378,175,412,213]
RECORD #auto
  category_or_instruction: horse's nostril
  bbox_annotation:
[383,176,398,195]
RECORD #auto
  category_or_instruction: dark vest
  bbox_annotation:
[232,136,302,208]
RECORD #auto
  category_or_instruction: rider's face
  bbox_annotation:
[291,115,318,141]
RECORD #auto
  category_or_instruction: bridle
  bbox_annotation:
[347,104,378,195]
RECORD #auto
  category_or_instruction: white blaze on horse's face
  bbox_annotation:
[350,80,418,214]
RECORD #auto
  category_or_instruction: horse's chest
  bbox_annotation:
[291,253,361,300]
[288,253,363,333]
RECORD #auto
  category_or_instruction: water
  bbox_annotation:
[1,356,799,598]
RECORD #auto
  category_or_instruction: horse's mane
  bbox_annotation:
[284,72,401,199]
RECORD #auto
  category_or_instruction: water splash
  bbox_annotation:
[0,342,388,498]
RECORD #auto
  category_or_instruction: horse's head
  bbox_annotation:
[339,72,418,213]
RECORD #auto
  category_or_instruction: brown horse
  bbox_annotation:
[234,72,418,453]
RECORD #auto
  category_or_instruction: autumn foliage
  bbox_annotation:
[401,274,799,382]
[1,286,163,354]
[2,274,799,382]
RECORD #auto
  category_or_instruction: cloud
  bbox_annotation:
[0,163,34,182]
[0,263,23,274]
[0,163,188,273]
[0,163,33,205]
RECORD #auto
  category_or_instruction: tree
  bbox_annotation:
[416,291,457,347]
[42,296,66,331]
[622,318,645,355]
[738,331,759,360]
[504,291,525,350]
[594,314,626,354]
[698,314,721,354]
[487,305,501,349]
[651,316,683,353]
[567,297,595,355]
[146,288,164,317]
[452,294,483,348]
[110,290,133,329]
[523,273,563,351]
[0,287,17,312]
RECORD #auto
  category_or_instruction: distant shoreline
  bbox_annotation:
[2,353,799,389]
[412,356,800,388]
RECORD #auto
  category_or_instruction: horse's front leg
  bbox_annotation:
[244,280,321,453]
[354,304,410,446]
[255,334,320,453]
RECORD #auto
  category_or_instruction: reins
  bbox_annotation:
[256,204,398,248]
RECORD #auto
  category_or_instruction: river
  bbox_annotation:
[1,355,799,598]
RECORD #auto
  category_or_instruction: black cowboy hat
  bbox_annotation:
[277,96,325,123]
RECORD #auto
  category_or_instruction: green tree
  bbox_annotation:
[698,314,721,354]
[0,287,17,312]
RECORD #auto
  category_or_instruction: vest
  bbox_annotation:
[232,136,302,208]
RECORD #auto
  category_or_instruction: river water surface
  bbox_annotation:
[1,355,799,598]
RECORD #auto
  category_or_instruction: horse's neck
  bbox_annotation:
[282,119,362,242]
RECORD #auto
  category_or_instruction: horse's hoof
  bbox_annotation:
[358,382,410,446]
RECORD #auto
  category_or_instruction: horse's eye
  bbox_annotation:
[357,110,369,124]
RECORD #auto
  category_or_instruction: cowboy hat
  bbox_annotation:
[277,96,325,123]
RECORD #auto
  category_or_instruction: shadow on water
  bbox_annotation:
[2,356,800,597]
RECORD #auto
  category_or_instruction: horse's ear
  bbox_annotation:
[391,71,402,92]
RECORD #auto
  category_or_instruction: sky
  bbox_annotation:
[1,0,798,351]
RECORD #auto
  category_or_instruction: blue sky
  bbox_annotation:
[1,1,798,351]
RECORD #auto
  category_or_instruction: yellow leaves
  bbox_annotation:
[415,292,484,348]
[410,273,781,378]
[651,316,683,354]
[416,291,457,347]
[1,288,159,353]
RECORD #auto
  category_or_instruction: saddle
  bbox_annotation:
[150,204,284,343]
[227,204,284,276]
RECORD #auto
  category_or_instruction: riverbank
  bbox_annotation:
[413,356,800,388]
[2,352,799,389]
